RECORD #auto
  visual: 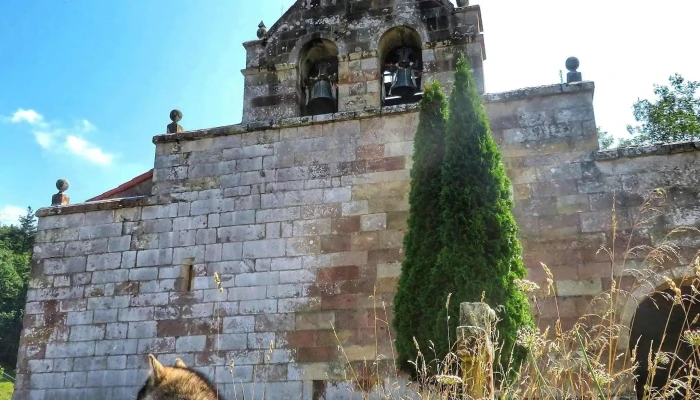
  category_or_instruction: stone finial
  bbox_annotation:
[566,56,582,83]
[257,21,267,40]
[51,179,70,206]
[167,109,183,134]
[456,0,469,7]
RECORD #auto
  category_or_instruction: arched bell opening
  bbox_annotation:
[378,26,423,107]
[629,282,700,400]
[298,38,339,117]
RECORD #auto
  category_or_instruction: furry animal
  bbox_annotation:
[136,354,224,400]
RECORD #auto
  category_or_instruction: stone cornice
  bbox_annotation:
[153,82,596,145]
[35,196,153,218]
[595,140,700,161]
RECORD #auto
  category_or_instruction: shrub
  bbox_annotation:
[430,55,533,373]
[393,80,449,374]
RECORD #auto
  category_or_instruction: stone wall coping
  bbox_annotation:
[152,82,596,145]
[594,140,700,161]
[152,103,420,144]
[482,81,595,103]
[35,196,153,218]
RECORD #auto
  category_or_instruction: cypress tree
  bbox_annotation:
[393,80,448,375]
[430,55,533,371]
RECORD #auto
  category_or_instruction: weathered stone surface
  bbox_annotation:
[22,34,700,400]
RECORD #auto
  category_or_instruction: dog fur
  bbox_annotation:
[136,354,224,400]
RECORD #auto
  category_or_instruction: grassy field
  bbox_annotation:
[0,381,13,400]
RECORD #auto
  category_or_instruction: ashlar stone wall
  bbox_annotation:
[15,81,700,400]
[13,106,420,400]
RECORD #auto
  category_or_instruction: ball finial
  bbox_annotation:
[257,21,268,39]
[565,57,582,83]
[56,179,69,193]
[170,109,183,123]
[565,57,579,72]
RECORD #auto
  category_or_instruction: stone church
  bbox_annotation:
[13,0,700,399]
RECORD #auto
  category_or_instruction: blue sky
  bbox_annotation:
[0,0,697,225]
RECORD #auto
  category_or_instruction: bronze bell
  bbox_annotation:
[306,61,336,115]
[390,67,418,98]
[308,79,335,115]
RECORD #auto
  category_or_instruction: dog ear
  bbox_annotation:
[148,354,166,384]
[174,358,187,368]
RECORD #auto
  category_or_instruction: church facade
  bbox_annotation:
[13,1,700,399]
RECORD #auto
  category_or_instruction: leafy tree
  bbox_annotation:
[430,55,533,372]
[393,80,448,375]
[622,73,700,146]
[598,126,615,149]
[0,248,29,366]
[0,207,35,370]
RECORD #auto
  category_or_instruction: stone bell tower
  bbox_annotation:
[240,0,485,123]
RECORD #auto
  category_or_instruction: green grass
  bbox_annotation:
[0,381,13,400]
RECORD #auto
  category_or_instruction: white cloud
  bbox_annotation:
[81,119,95,133]
[4,108,115,166]
[10,109,43,125]
[66,135,114,165]
[0,205,27,226]
[34,131,55,149]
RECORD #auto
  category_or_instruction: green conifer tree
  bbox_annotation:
[430,55,533,372]
[393,80,449,375]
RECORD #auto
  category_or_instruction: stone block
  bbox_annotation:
[218,225,266,242]
[107,355,127,370]
[46,342,95,358]
[323,187,352,203]
[293,219,331,237]
[117,307,154,322]
[29,373,65,389]
[212,333,248,350]
[91,269,129,284]
[556,278,603,296]
[86,253,122,272]
[69,325,105,341]
[220,210,256,226]
[242,239,286,258]
[300,204,341,220]
[93,309,119,323]
[107,236,131,252]
[296,312,335,330]
[127,321,157,339]
[556,195,590,215]
[38,213,85,231]
[236,271,279,287]
[136,249,173,267]
[256,207,301,223]
[175,335,207,352]
[42,257,87,275]
[27,360,52,374]
[240,299,277,314]
[90,223,123,239]
[285,237,320,256]
[360,213,387,231]
[222,242,243,260]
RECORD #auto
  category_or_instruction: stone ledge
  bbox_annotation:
[153,82,596,145]
[35,196,153,218]
[483,81,595,103]
[594,140,700,161]
[152,103,419,144]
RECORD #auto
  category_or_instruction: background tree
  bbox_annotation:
[393,80,448,375]
[621,73,700,146]
[598,126,615,149]
[0,207,35,372]
[430,56,533,373]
